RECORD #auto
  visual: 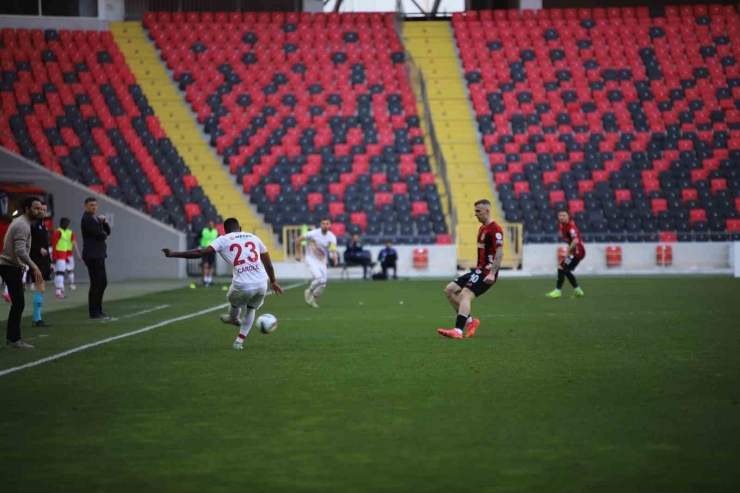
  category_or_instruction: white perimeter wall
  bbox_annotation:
[523,242,736,276]
[215,245,459,280]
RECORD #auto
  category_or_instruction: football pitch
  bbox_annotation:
[1,276,739,493]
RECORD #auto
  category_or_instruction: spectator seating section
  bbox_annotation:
[453,5,740,242]
[145,11,448,245]
[0,27,216,234]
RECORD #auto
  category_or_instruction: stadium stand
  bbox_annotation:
[144,11,448,245]
[0,27,215,234]
[453,5,740,242]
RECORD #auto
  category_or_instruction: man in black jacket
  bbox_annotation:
[344,233,373,279]
[81,197,111,320]
[29,202,52,327]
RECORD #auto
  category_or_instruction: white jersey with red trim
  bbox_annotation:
[209,232,268,289]
[304,228,337,262]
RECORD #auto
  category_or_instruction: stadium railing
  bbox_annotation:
[393,5,457,245]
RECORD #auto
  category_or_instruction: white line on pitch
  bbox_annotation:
[0,282,303,378]
[102,304,171,322]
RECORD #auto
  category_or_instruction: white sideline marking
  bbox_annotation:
[0,283,302,378]
[102,304,171,322]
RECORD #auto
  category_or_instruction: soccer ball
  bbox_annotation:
[257,314,278,334]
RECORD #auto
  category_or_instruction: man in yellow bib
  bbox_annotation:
[200,220,219,287]
[51,217,81,298]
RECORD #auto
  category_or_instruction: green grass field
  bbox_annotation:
[1,276,739,493]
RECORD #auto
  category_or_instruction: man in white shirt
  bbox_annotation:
[294,217,338,308]
[163,217,283,349]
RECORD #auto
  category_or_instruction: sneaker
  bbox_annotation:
[9,340,34,348]
[31,320,51,327]
[437,328,463,339]
[55,292,67,299]
[70,284,76,291]
[89,313,111,320]
[2,292,10,303]
[233,342,243,350]
[545,289,562,299]
[465,318,481,338]
[309,298,319,308]
[572,287,585,298]
[304,288,313,306]
[220,314,241,326]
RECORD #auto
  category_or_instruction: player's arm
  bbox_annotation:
[330,242,338,265]
[73,239,82,259]
[567,230,580,253]
[294,235,306,261]
[162,246,215,259]
[260,252,284,295]
[483,249,504,284]
[14,231,43,285]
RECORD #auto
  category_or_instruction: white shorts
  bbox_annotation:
[227,284,266,310]
[306,256,327,281]
[55,257,74,272]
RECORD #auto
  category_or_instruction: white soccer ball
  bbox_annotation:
[257,314,278,334]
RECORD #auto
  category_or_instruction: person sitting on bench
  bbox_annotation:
[344,233,373,279]
[378,240,398,279]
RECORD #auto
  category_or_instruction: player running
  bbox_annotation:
[438,199,504,339]
[546,210,586,299]
[294,217,338,308]
[162,217,284,350]
[51,217,81,298]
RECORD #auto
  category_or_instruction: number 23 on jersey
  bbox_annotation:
[230,241,258,265]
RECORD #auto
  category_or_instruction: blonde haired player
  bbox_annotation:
[51,217,81,298]
[162,217,283,350]
[294,217,338,308]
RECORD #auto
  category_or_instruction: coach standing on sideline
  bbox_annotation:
[0,196,44,348]
[81,197,111,320]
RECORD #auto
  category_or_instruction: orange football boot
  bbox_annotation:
[465,318,481,338]
[437,328,463,339]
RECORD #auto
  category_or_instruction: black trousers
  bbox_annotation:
[84,258,108,317]
[0,265,25,342]
[381,260,397,278]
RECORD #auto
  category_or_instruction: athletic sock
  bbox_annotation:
[68,272,74,285]
[33,292,43,321]
[454,314,467,334]
[55,274,64,292]
[556,270,565,289]
[235,308,257,343]
[467,316,473,324]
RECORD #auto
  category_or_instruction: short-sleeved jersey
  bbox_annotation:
[209,232,268,289]
[304,228,337,262]
[476,221,504,275]
[560,220,586,259]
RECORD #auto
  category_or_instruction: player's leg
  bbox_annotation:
[445,276,478,331]
[309,263,328,307]
[67,256,76,290]
[438,288,476,339]
[54,258,66,298]
[564,258,584,297]
[305,258,325,306]
[444,281,463,312]
[201,257,208,286]
[233,288,265,349]
[546,264,566,298]
[221,285,244,325]
[32,267,51,327]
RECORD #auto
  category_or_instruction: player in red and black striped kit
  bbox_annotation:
[546,210,586,299]
[438,199,504,339]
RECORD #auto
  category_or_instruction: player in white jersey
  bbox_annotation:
[162,217,283,350]
[294,217,338,308]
